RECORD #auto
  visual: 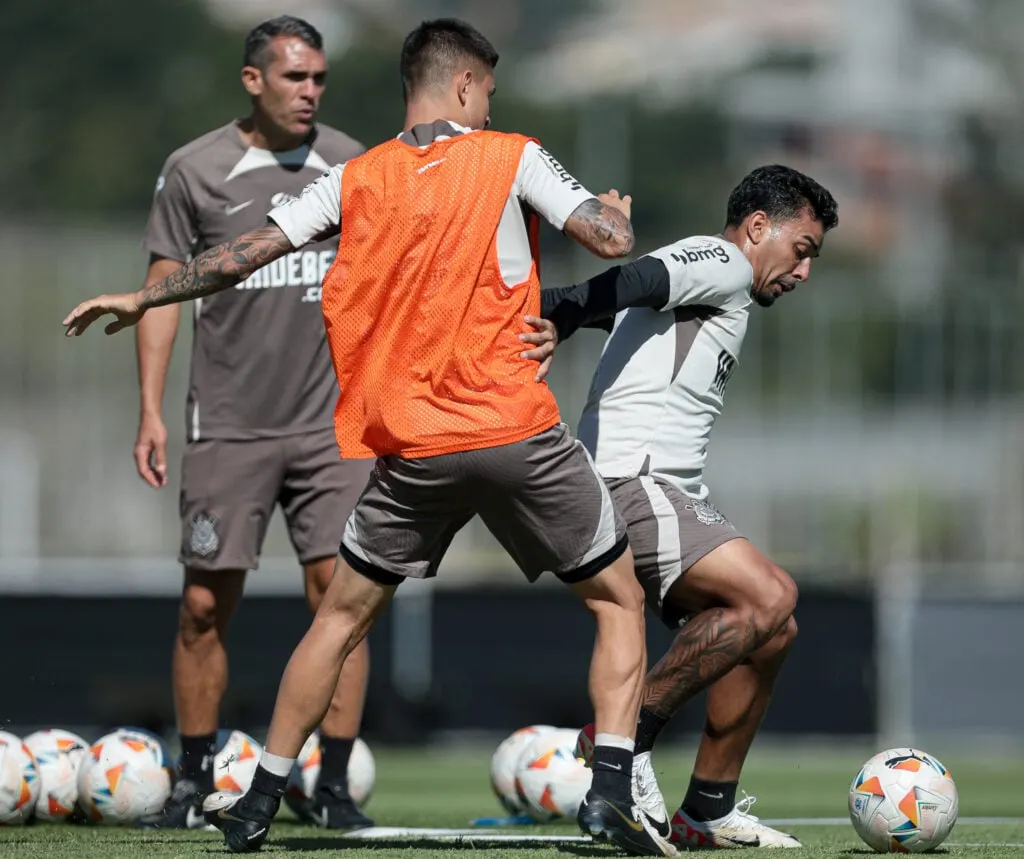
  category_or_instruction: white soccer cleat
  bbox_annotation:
[633,752,671,840]
[670,794,802,849]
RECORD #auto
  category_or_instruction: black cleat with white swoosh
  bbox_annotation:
[202,790,278,853]
[577,790,678,856]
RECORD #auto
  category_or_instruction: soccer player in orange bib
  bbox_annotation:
[64,18,677,858]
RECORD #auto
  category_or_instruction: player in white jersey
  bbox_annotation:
[537,165,838,849]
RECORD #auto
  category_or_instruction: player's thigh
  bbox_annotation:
[606,475,693,626]
[340,454,476,585]
[179,438,285,572]
[316,554,398,632]
[279,428,375,566]
[667,527,797,623]
[474,424,628,584]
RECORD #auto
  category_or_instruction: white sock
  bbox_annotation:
[259,750,295,778]
[595,733,635,753]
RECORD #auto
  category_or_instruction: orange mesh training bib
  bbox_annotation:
[322,131,561,459]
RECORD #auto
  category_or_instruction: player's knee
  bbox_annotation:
[179,582,232,641]
[779,614,798,648]
[750,565,798,639]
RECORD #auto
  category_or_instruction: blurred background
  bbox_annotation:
[2,0,1024,751]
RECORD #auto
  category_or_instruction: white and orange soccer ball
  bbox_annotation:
[212,730,262,796]
[513,728,592,822]
[284,733,375,820]
[76,729,172,824]
[849,748,958,853]
[0,731,40,825]
[22,728,89,822]
[490,724,555,815]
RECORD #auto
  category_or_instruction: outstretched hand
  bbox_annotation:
[520,315,559,382]
[63,292,144,337]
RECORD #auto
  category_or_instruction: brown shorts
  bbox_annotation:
[340,424,627,584]
[606,475,741,628]
[179,428,374,572]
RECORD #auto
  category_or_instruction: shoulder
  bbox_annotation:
[158,123,237,179]
[311,123,366,160]
[651,236,751,283]
[640,235,753,310]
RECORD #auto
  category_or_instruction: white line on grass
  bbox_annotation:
[764,817,1024,826]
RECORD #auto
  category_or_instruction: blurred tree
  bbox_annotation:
[0,0,735,243]
[0,0,251,216]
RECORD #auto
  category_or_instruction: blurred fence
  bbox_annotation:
[4,222,1024,589]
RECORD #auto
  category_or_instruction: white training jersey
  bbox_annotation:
[577,236,754,499]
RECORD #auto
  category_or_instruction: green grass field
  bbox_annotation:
[2,743,1022,857]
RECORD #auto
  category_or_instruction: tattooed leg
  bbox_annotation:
[693,616,798,782]
[643,607,761,720]
[636,539,798,752]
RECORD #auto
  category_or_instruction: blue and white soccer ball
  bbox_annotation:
[849,748,958,853]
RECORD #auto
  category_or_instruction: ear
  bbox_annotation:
[241,66,264,98]
[745,211,771,246]
[455,68,473,107]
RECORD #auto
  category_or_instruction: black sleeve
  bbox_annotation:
[540,255,672,342]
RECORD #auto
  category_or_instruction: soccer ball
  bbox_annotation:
[0,732,40,825]
[77,729,172,824]
[212,729,262,795]
[117,727,173,767]
[284,734,375,820]
[22,729,89,822]
[573,722,596,766]
[514,728,592,822]
[490,725,555,814]
[849,748,958,853]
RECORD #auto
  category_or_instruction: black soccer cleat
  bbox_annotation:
[202,790,279,853]
[309,780,375,830]
[578,790,678,856]
[135,778,208,830]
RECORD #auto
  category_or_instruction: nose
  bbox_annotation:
[792,257,811,282]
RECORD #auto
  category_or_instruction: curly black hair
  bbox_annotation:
[725,165,838,231]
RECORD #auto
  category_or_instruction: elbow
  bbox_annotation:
[601,228,635,259]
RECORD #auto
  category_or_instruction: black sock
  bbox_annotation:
[634,708,669,755]
[250,764,289,799]
[591,745,633,805]
[681,776,738,822]
[179,733,216,790]
[318,736,354,793]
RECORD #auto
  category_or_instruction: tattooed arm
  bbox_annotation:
[563,195,635,259]
[138,225,292,309]
[63,224,295,336]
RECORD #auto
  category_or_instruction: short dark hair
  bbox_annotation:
[400,19,499,102]
[725,165,838,232]
[243,15,323,71]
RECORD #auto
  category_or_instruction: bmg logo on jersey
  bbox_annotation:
[671,245,731,265]
[235,249,334,302]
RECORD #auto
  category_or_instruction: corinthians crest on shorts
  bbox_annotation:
[188,513,220,557]
[686,499,729,527]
